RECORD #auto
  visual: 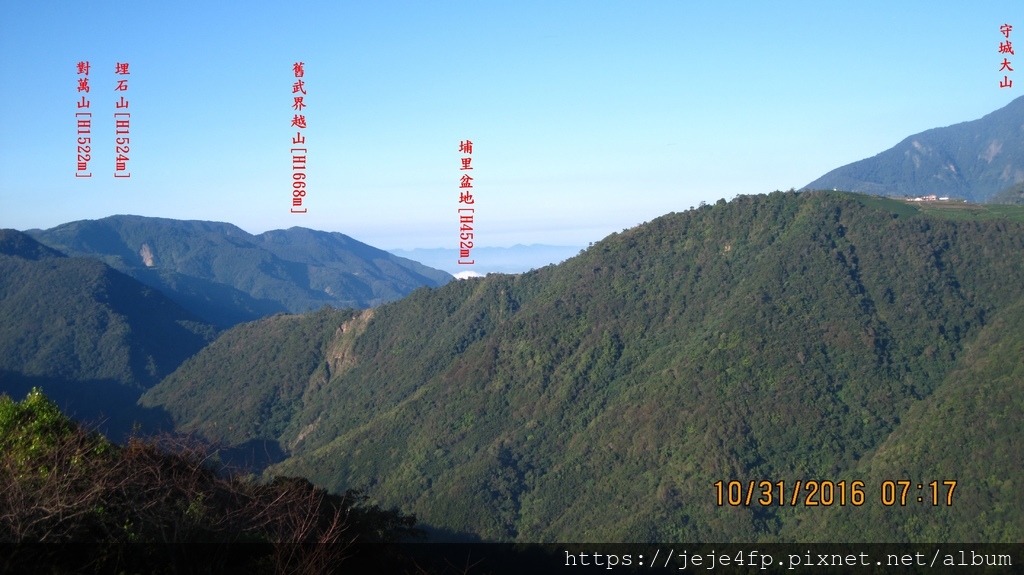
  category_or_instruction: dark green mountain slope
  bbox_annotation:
[27,216,452,327]
[142,191,1024,543]
[0,229,66,260]
[805,96,1024,202]
[789,298,1024,543]
[0,229,216,387]
[988,180,1024,205]
[0,230,217,438]
[140,309,360,448]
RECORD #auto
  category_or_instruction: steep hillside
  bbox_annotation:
[142,192,1024,543]
[805,96,1024,202]
[0,230,217,438]
[27,216,452,327]
[789,298,1024,543]
[988,180,1024,205]
[140,309,361,449]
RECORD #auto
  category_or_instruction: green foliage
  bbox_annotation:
[145,191,1024,543]
[0,388,110,475]
[0,389,419,573]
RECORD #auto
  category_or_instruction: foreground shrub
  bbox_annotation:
[0,389,419,573]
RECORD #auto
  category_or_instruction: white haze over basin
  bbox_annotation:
[453,271,486,280]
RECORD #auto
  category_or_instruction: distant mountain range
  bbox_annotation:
[389,245,584,275]
[26,216,452,327]
[140,191,1024,543]
[805,96,1024,203]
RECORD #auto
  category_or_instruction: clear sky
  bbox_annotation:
[0,1,1020,251]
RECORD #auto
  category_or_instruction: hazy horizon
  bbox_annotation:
[2,1,1021,259]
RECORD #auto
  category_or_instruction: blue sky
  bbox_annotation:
[0,1,1020,251]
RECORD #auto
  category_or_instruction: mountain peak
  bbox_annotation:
[0,229,66,260]
[805,97,1024,202]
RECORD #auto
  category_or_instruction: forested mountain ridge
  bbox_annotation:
[805,96,1024,202]
[27,215,452,327]
[0,230,217,438]
[0,229,216,388]
[142,191,1024,543]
